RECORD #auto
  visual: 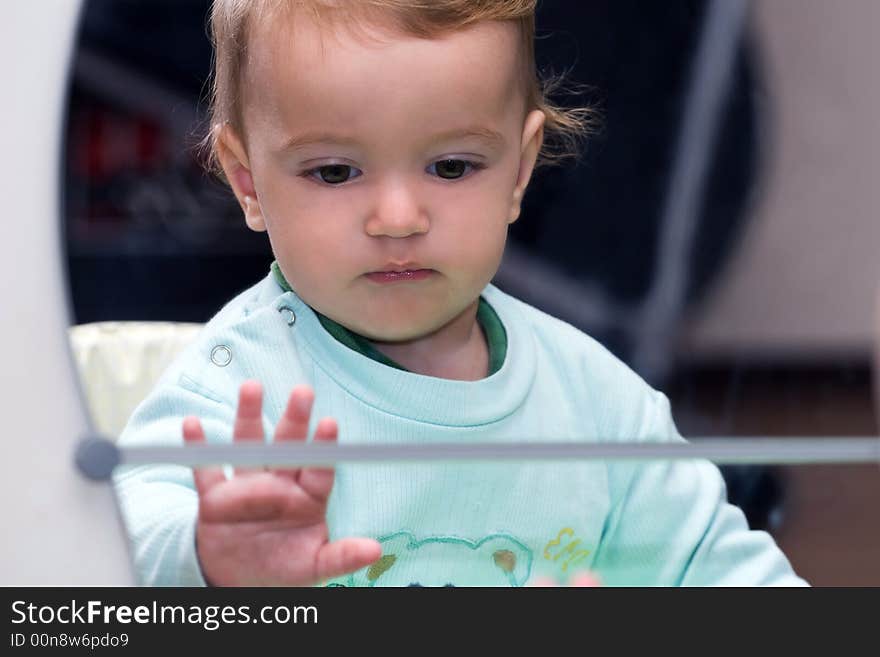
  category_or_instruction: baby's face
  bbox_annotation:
[219,11,544,341]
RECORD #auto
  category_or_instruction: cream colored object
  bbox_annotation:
[69,322,204,438]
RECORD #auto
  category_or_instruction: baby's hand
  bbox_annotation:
[183,380,382,586]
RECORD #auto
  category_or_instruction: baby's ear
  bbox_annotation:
[509,109,546,224]
[215,123,267,233]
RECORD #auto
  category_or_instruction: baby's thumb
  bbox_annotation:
[315,538,383,582]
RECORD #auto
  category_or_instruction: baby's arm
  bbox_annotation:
[113,380,380,586]
[591,392,807,586]
[113,383,226,586]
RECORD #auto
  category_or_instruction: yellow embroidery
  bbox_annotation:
[543,527,591,573]
[543,528,574,560]
[367,554,397,581]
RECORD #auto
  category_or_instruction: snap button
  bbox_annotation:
[210,345,232,367]
[278,305,296,326]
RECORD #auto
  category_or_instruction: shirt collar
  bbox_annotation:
[270,261,506,376]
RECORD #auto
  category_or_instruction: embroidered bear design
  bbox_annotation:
[327,531,533,587]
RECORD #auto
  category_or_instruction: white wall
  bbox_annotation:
[0,2,135,584]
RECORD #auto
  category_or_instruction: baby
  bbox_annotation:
[113,0,807,587]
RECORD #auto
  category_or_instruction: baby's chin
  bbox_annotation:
[327,297,481,343]
[346,319,442,344]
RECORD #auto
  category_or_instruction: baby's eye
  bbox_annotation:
[305,164,363,185]
[428,159,482,180]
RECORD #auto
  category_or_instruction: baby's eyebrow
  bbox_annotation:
[279,131,360,153]
[428,126,506,150]
[277,126,506,154]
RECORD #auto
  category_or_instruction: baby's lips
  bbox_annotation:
[373,259,426,273]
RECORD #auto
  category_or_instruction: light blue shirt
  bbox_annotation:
[113,271,807,586]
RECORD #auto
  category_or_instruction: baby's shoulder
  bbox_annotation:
[485,285,672,440]
[486,285,641,384]
[152,273,296,395]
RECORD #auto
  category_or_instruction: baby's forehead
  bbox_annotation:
[243,10,524,126]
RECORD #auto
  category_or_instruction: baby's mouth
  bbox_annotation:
[364,269,436,284]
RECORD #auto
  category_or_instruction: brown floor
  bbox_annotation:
[667,364,880,586]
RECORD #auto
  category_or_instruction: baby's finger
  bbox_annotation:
[296,417,338,502]
[569,572,601,587]
[233,380,265,477]
[270,386,315,480]
[182,417,225,497]
[527,572,601,587]
[314,538,383,582]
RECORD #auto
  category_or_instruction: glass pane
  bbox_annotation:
[65,0,880,586]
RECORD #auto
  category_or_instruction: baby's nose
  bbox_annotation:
[364,182,430,238]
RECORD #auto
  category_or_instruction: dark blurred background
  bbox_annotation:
[64,0,880,585]
[66,0,758,332]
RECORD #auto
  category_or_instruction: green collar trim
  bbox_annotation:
[478,294,507,376]
[271,261,507,376]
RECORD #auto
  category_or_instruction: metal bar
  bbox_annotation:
[117,438,880,468]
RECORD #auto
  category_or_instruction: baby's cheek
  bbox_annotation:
[452,235,507,282]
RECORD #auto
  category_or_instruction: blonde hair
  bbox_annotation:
[200,0,595,178]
